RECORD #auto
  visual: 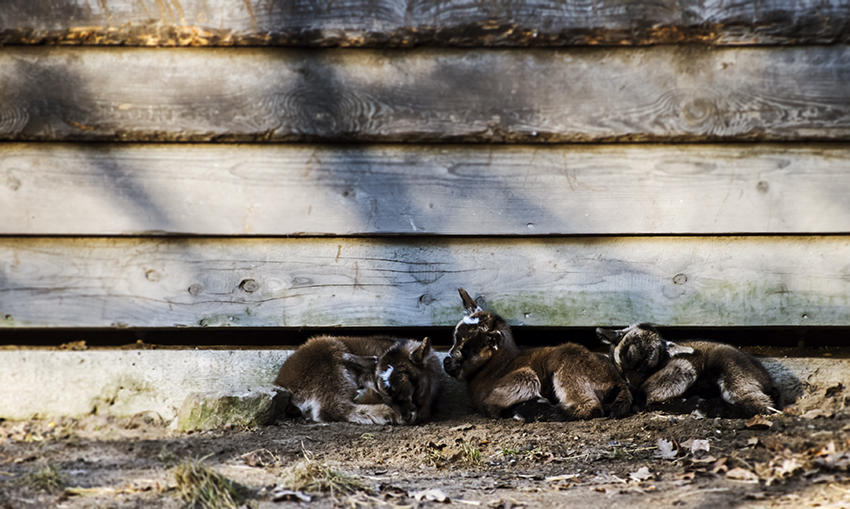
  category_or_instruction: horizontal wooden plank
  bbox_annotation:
[2,46,850,143]
[3,143,850,236]
[2,0,849,46]
[2,237,849,329]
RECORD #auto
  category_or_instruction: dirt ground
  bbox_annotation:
[1,384,849,509]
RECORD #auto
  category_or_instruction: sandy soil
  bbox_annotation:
[1,385,849,509]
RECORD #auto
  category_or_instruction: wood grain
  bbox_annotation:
[2,237,849,328]
[2,46,850,143]
[3,143,850,236]
[2,0,848,46]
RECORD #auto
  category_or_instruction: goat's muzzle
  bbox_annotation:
[443,356,461,378]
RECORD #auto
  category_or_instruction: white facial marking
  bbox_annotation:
[462,316,480,325]
[296,397,321,422]
[719,379,735,404]
[380,365,394,387]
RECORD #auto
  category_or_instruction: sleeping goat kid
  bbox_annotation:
[596,323,782,417]
[274,335,441,424]
[443,288,632,422]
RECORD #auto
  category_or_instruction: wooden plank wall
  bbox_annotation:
[1,0,849,332]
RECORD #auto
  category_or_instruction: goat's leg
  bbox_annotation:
[640,358,698,406]
[483,367,563,421]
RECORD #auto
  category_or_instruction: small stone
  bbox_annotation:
[176,386,288,432]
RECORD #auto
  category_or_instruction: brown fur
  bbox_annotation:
[274,335,440,425]
[443,289,632,422]
[372,338,443,424]
[596,323,782,417]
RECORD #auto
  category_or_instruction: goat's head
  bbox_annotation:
[596,323,693,376]
[444,288,511,381]
[372,337,437,424]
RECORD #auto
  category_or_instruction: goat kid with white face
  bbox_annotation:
[596,323,782,417]
[275,335,440,425]
[368,338,442,425]
[444,288,632,422]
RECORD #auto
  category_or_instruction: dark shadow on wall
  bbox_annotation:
[0,55,177,231]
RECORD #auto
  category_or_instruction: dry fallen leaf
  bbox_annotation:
[411,488,450,503]
[545,474,578,482]
[824,384,844,397]
[747,437,760,447]
[688,439,710,454]
[726,467,760,483]
[689,455,717,465]
[745,415,773,430]
[810,474,836,484]
[776,458,803,477]
[711,457,728,474]
[814,451,850,470]
[271,489,312,502]
[801,409,833,419]
[629,466,654,482]
[674,471,695,481]
[655,439,678,460]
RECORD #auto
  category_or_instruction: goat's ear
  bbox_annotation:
[342,353,378,377]
[458,288,481,314]
[637,322,659,333]
[665,341,694,357]
[410,337,431,365]
[596,327,622,345]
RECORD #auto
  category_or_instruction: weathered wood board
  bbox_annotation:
[2,0,848,46]
[2,237,849,329]
[3,143,850,236]
[3,46,850,142]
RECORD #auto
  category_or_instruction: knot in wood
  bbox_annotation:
[240,279,259,293]
[5,175,21,191]
[681,97,717,127]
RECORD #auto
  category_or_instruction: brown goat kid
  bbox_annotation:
[596,323,782,418]
[443,289,632,422]
[274,335,441,425]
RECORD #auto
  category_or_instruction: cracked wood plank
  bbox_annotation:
[1,0,849,46]
[2,46,850,143]
[2,143,850,236]
[2,236,849,328]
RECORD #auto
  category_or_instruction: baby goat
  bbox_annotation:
[596,323,782,417]
[443,288,632,422]
[275,335,441,424]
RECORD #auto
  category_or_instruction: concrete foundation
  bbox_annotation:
[0,349,843,422]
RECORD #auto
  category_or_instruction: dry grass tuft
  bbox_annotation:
[460,440,482,465]
[170,458,243,509]
[26,463,69,493]
[283,450,367,497]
